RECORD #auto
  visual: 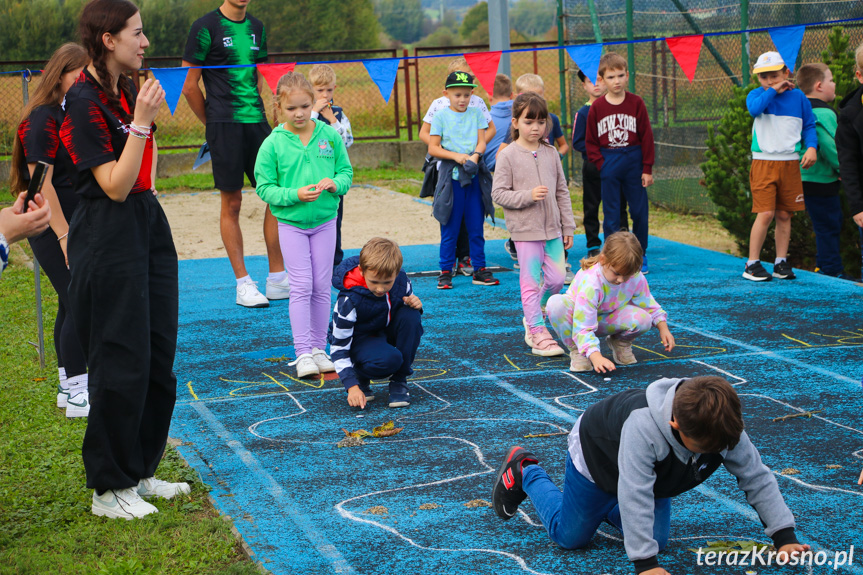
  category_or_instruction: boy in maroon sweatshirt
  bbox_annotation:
[586,53,655,273]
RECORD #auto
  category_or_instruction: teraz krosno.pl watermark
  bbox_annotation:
[696,546,855,569]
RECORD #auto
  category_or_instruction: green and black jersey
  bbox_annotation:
[183,9,268,123]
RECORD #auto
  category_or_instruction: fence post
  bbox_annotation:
[403,49,413,142]
[21,70,46,369]
[626,0,635,92]
[741,0,750,83]
[557,0,570,179]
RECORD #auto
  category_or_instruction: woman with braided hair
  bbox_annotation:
[61,0,188,519]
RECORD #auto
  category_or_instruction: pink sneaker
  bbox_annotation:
[526,326,565,357]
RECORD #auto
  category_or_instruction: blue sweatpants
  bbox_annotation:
[439,176,486,271]
[804,193,843,275]
[351,306,424,385]
[600,146,649,254]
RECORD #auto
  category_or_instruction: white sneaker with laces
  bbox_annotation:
[311,348,335,373]
[265,275,291,300]
[236,279,270,308]
[92,487,158,520]
[289,353,320,378]
[66,389,90,418]
[137,477,191,499]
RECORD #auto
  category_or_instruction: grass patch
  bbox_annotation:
[0,244,259,575]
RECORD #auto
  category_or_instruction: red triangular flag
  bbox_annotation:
[464,51,502,97]
[666,35,703,83]
[256,62,296,94]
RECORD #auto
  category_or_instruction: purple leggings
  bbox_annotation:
[278,219,336,356]
[515,239,566,331]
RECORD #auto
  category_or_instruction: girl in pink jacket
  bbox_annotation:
[492,93,576,356]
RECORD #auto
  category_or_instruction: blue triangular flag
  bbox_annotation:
[150,67,189,115]
[566,43,603,85]
[769,25,805,72]
[362,58,400,104]
[193,142,210,170]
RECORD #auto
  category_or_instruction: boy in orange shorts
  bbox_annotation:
[744,52,817,281]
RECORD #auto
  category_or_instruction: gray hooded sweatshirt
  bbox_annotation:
[572,378,798,573]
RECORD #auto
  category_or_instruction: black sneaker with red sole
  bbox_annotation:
[491,446,538,520]
[472,267,499,286]
[437,270,453,289]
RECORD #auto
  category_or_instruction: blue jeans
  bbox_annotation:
[522,454,671,550]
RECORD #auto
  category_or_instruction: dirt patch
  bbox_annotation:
[159,186,509,260]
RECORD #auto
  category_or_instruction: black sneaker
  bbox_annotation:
[504,238,518,261]
[472,267,500,286]
[437,270,453,289]
[772,260,796,280]
[742,261,772,282]
[388,380,411,408]
[491,446,539,520]
[587,248,601,258]
[457,256,474,276]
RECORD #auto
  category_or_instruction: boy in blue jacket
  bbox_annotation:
[329,237,424,409]
[744,52,817,282]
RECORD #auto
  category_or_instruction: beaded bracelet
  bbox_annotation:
[129,128,149,140]
[130,122,152,134]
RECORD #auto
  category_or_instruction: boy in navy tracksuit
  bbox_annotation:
[586,53,655,273]
[572,69,629,258]
[329,237,423,409]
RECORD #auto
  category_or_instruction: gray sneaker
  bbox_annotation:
[564,263,575,285]
[92,487,158,520]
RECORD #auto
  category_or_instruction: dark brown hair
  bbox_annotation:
[359,237,403,277]
[78,0,140,123]
[673,376,744,452]
[509,92,552,145]
[580,231,642,275]
[796,62,829,95]
[10,43,89,194]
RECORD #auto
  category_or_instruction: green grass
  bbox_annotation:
[0,246,259,575]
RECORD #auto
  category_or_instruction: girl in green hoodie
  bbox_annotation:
[254,72,353,378]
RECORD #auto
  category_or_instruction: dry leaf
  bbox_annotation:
[372,421,404,438]
[264,356,289,363]
[780,468,800,475]
[826,464,842,470]
[32,377,46,382]
[342,428,372,439]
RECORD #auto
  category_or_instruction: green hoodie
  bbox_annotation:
[254,120,353,228]
[800,98,840,184]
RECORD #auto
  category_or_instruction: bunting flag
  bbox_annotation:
[362,58,400,103]
[150,67,188,115]
[565,43,603,84]
[666,35,703,83]
[769,25,806,72]
[256,62,296,94]
[464,51,501,96]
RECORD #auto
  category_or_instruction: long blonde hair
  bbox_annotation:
[580,231,643,276]
[10,42,89,194]
[276,72,315,106]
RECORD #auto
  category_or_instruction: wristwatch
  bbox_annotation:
[0,232,8,272]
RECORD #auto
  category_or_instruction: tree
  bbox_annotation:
[510,0,556,40]
[459,1,487,41]
[255,0,379,52]
[376,0,424,44]
[139,0,198,58]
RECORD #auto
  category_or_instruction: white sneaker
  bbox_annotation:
[289,353,319,378]
[265,275,291,300]
[92,487,158,520]
[311,348,336,373]
[236,279,269,308]
[137,477,191,500]
[57,384,70,408]
[66,390,90,418]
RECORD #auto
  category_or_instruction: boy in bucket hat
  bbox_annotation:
[743,51,818,282]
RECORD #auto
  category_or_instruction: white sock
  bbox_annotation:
[236,275,252,287]
[66,374,88,394]
[746,259,759,267]
[268,271,287,283]
[775,257,786,265]
[58,367,67,388]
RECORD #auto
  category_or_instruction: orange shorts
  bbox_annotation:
[749,159,805,213]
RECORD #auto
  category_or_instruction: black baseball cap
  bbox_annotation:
[445,71,477,88]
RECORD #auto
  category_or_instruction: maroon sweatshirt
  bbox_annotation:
[585,92,655,175]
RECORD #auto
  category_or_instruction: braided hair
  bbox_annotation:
[78,0,140,123]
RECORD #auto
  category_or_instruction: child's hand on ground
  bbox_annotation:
[531,186,548,201]
[347,385,367,409]
[297,184,321,202]
[563,235,573,250]
[589,351,616,373]
[403,294,422,310]
[642,173,654,188]
[657,322,675,352]
[454,153,471,165]
[800,147,817,169]
[776,543,812,562]
[316,178,337,193]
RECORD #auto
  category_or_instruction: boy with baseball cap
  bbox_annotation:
[743,51,817,282]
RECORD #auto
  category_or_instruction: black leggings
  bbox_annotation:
[28,230,87,377]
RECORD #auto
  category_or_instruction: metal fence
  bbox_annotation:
[564,0,863,213]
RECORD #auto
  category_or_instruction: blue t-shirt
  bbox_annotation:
[430,106,488,179]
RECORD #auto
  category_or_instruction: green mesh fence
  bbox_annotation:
[563,0,863,214]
